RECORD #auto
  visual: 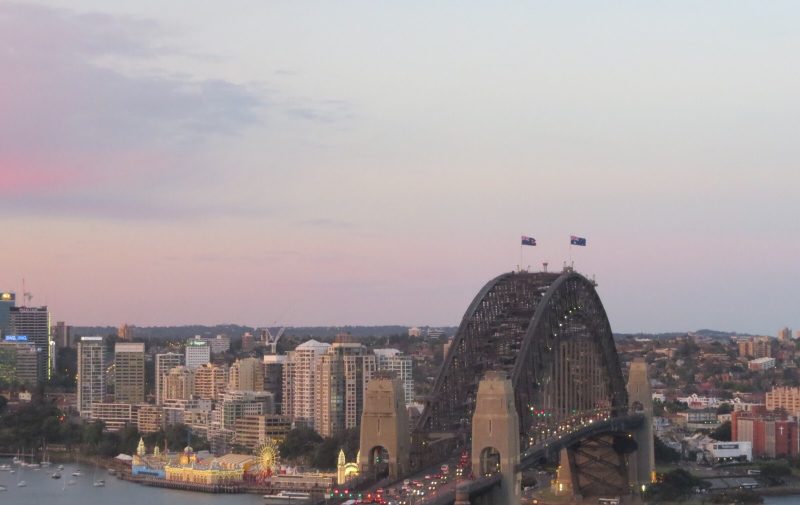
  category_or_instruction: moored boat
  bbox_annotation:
[263,491,312,504]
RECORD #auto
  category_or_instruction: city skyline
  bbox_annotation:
[2,2,799,333]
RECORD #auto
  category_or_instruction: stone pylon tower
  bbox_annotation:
[627,357,655,492]
[359,375,409,480]
[471,371,520,505]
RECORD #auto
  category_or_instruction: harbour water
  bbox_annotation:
[0,458,263,505]
[1,458,795,505]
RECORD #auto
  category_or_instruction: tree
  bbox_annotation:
[312,437,340,469]
[279,426,323,463]
[644,469,708,502]
[0,395,6,414]
[654,435,680,464]
[716,403,733,415]
[710,421,731,441]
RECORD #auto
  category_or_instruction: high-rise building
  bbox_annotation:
[9,306,50,381]
[137,405,165,434]
[0,292,15,336]
[155,352,184,406]
[374,348,414,405]
[90,403,134,432]
[263,355,286,412]
[163,366,195,402]
[766,386,800,417]
[118,323,135,340]
[282,339,329,427]
[737,336,772,358]
[185,339,210,369]
[778,327,792,342]
[229,357,264,392]
[194,363,228,401]
[315,337,376,437]
[241,332,255,352]
[206,335,231,354]
[732,409,799,458]
[221,390,274,429]
[77,336,106,416]
[115,342,145,404]
[233,414,292,451]
[51,321,71,348]
[0,340,41,385]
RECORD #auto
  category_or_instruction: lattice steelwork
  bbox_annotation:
[417,270,627,451]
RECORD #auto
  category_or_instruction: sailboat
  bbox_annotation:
[92,463,105,487]
[17,463,26,487]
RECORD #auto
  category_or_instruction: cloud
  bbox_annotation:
[0,3,271,218]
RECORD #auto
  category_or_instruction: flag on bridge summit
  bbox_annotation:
[570,235,587,246]
[521,236,537,246]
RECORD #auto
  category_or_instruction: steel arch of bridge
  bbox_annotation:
[417,270,627,449]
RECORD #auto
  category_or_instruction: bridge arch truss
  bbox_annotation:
[417,270,628,450]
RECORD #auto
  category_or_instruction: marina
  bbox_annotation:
[0,458,265,505]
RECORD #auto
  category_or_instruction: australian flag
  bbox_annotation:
[570,235,587,246]
[521,236,537,246]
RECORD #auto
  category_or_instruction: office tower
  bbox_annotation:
[115,342,145,404]
[155,352,184,406]
[778,327,792,342]
[185,338,210,369]
[194,363,228,401]
[374,348,414,405]
[0,292,14,336]
[0,339,41,385]
[282,339,329,427]
[241,332,255,352]
[229,357,264,392]
[263,355,286,412]
[51,321,71,348]
[77,336,106,416]
[315,336,376,437]
[163,366,195,402]
[9,306,50,381]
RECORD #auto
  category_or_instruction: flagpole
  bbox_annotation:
[520,241,523,272]
[569,240,573,268]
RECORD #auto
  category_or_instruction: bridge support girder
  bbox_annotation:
[359,377,410,481]
[471,372,520,505]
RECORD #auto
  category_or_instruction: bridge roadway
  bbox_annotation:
[398,414,644,505]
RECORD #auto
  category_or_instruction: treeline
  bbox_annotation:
[71,325,455,340]
[0,390,207,457]
[278,426,359,470]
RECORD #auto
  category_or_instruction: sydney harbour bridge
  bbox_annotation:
[356,269,654,505]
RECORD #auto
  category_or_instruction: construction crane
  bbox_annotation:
[263,326,286,355]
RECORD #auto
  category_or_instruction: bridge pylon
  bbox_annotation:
[471,371,520,505]
[627,357,655,493]
[359,375,409,481]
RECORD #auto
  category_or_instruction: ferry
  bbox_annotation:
[262,491,312,504]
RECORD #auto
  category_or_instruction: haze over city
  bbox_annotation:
[1,1,798,333]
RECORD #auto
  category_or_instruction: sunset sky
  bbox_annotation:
[1,1,798,333]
